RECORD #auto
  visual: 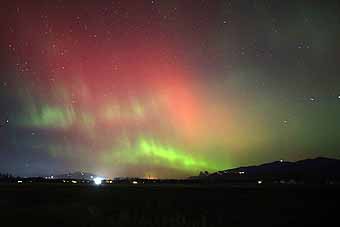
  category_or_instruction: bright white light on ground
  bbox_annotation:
[93,177,103,185]
[258,180,262,184]
[71,180,77,184]
[17,180,23,183]
[132,181,138,184]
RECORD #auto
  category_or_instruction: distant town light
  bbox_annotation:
[93,177,103,185]
[280,159,283,163]
[132,181,138,184]
[17,180,23,183]
[239,171,245,174]
[258,180,263,184]
[71,180,77,184]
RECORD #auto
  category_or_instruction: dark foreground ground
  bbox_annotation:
[0,183,338,227]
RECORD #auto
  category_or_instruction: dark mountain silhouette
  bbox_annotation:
[194,157,340,183]
[53,171,102,180]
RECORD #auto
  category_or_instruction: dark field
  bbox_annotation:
[0,184,338,227]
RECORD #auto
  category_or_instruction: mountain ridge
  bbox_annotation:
[194,157,340,182]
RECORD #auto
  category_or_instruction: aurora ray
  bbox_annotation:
[1,0,340,178]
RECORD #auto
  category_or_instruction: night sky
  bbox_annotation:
[1,0,340,178]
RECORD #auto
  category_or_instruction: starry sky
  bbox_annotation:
[1,0,340,178]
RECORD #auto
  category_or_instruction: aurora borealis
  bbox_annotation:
[1,1,340,178]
